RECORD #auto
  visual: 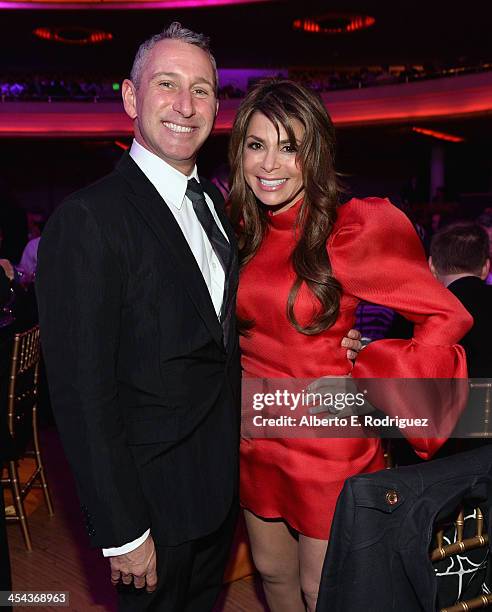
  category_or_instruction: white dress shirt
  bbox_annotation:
[130,139,227,315]
[102,140,228,557]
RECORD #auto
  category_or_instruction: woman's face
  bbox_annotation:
[242,111,305,214]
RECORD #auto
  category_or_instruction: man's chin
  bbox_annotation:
[159,149,198,174]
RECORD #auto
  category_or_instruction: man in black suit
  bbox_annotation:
[36,22,360,611]
[429,222,491,377]
[36,23,241,611]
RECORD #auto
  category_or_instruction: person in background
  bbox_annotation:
[429,222,491,377]
[10,232,43,331]
[355,301,395,343]
[477,210,492,285]
[0,233,15,330]
[17,235,41,286]
[228,79,472,612]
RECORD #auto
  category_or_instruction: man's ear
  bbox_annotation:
[480,258,490,280]
[428,256,438,279]
[122,79,138,120]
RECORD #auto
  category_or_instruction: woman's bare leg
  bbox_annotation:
[298,534,329,612]
[243,509,305,612]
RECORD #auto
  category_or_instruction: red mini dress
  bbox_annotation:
[238,197,472,539]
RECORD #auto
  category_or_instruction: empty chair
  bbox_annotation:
[1,325,54,551]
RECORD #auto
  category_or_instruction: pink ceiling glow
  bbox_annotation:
[0,0,266,8]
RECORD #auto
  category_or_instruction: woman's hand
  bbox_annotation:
[341,328,362,361]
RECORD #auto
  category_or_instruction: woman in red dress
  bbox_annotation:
[228,79,472,612]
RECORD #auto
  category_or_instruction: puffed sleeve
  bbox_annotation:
[329,198,473,459]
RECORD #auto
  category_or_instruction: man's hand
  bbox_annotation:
[109,534,158,593]
[0,259,14,281]
[341,328,362,361]
[305,375,375,418]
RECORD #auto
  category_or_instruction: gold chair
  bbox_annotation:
[1,325,54,551]
[430,504,491,611]
[424,384,492,611]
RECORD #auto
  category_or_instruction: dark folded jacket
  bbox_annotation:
[317,445,492,612]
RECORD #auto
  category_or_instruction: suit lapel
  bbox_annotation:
[116,153,224,348]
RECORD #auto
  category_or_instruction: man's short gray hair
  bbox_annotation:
[130,22,218,94]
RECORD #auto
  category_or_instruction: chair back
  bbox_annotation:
[432,381,492,610]
[430,504,491,611]
[7,325,41,454]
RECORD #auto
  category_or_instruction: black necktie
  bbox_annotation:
[186,178,232,327]
[186,178,231,278]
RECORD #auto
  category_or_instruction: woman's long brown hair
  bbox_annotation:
[228,79,342,335]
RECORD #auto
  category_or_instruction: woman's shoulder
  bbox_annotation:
[335,196,401,223]
[331,197,413,240]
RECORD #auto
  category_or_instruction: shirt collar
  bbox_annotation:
[129,139,199,210]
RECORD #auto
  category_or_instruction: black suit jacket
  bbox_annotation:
[36,152,241,548]
[316,445,492,612]
[448,276,492,378]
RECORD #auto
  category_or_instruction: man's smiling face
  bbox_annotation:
[123,38,218,175]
